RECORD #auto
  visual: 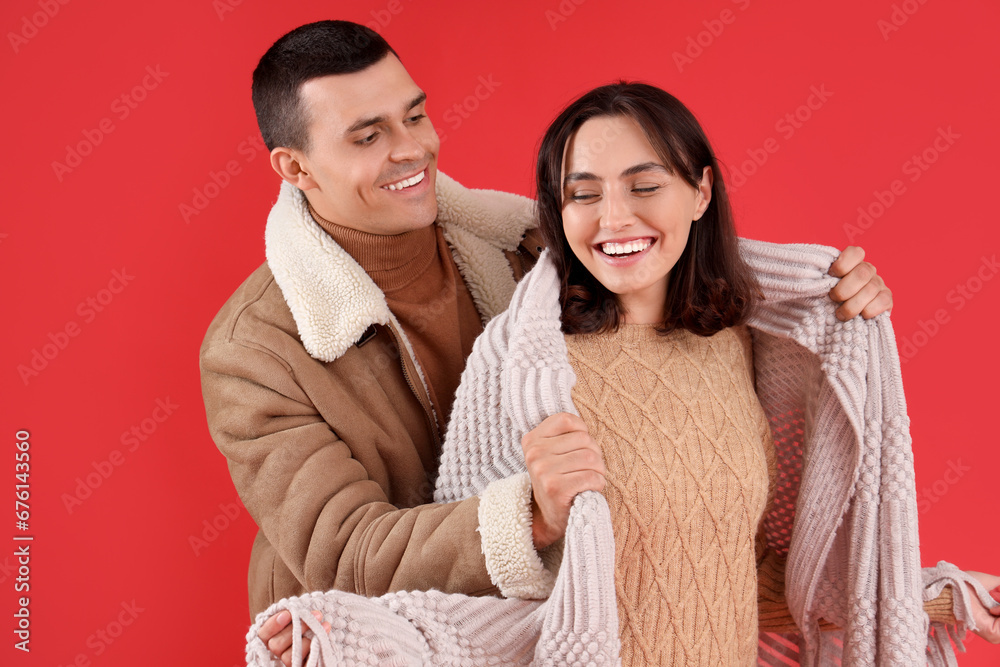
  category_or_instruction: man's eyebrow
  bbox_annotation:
[563,162,669,187]
[406,92,427,111]
[344,92,428,136]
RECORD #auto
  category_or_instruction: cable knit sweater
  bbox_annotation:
[245,246,998,667]
[566,324,774,666]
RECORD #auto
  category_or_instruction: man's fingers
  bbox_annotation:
[534,462,606,496]
[834,279,881,321]
[258,609,291,641]
[267,625,296,661]
[829,248,894,319]
[523,429,598,462]
[526,441,605,478]
[829,245,865,278]
[829,261,877,304]
[860,288,893,320]
[265,610,325,665]
[562,467,607,494]
[279,622,332,666]
[964,576,1000,643]
[527,412,588,439]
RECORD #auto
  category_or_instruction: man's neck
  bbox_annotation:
[308,202,438,292]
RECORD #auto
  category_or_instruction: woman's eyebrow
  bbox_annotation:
[620,162,669,177]
[563,171,598,186]
[563,162,669,188]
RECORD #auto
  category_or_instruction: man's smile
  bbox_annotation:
[381,168,427,191]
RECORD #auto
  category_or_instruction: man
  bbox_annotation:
[200,19,893,658]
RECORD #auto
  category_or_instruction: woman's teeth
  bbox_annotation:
[382,170,425,191]
[601,239,652,256]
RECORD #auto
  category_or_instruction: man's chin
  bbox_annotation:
[383,204,438,235]
[407,199,439,229]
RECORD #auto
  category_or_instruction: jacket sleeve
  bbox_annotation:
[200,337,497,604]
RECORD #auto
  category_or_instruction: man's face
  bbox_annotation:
[294,55,440,235]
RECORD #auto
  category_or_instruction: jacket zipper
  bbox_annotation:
[386,324,441,449]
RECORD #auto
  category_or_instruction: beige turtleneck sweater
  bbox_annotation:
[310,210,483,429]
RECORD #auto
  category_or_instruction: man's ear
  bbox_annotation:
[270,147,318,190]
[693,165,713,221]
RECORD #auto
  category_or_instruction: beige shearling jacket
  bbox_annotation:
[200,173,541,617]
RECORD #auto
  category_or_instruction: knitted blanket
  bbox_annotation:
[245,242,995,667]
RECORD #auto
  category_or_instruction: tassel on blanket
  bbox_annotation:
[923,560,1000,666]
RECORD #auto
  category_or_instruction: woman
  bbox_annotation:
[250,83,1000,666]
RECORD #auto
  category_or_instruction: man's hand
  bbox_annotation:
[966,571,1000,644]
[521,412,606,550]
[828,246,893,320]
[257,609,330,667]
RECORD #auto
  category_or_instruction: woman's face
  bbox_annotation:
[561,115,711,324]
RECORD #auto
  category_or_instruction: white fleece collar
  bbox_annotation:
[264,172,536,362]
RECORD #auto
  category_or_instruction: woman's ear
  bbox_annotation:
[693,165,713,221]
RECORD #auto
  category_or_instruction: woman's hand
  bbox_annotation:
[965,571,1000,644]
[828,245,893,320]
[257,609,330,667]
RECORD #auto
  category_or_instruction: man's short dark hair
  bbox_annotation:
[252,20,398,152]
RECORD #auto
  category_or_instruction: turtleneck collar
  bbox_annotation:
[308,203,438,293]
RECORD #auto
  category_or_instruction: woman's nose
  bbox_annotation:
[600,192,636,231]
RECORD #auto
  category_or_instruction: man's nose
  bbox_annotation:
[389,127,426,162]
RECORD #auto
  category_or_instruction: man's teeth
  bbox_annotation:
[601,240,651,256]
[383,170,425,191]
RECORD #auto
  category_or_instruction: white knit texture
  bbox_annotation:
[246,242,992,666]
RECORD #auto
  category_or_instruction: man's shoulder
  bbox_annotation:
[201,261,297,355]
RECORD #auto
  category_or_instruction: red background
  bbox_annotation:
[3,0,998,665]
